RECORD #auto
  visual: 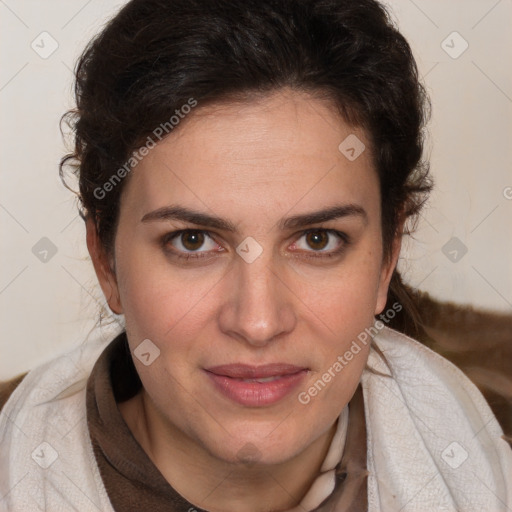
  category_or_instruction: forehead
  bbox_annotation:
[120,89,379,223]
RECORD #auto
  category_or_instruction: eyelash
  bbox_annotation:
[161,228,350,261]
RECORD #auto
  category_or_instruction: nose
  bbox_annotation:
[218,256,297,348]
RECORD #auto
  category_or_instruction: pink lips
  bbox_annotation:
[205,363,309,407]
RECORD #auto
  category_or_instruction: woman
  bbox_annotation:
[1,0,511,510]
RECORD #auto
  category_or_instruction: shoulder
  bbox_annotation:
[368,326,504,418]
[0,372,28,412]
[365,326,512,450]
[371,325,502,393]
[362,327,512,509]
[0,341,115,511]
[0,334,115,418]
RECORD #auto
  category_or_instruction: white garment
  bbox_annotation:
[0,326,511,511]
[362,328,512,511]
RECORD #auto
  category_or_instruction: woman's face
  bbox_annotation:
[92,89,399,465]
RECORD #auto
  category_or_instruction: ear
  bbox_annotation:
[374,219,405,316]
[86,217,123,315]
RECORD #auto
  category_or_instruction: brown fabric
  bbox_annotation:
[409,288,512,447]
[86,332,368,511]
[0,371,27,412]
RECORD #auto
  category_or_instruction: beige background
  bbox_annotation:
[1,0,511,379]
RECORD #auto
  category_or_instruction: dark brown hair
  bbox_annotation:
[60,0,432,335]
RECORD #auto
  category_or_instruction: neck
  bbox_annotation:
[119,389,339,512]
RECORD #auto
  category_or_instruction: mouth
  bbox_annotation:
[204,363,309,407]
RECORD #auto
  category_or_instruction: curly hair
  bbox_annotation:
[60,0,433,335]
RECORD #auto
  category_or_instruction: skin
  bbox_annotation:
[87,88,402,512]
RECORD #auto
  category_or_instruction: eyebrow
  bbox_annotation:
[141,204,368,232]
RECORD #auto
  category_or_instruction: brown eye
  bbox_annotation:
[180,231,205,251]
[305,230,329,251]
[292,229,348,258]
[163,229,221,260]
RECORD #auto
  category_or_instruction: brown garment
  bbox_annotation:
[85,332,368,512]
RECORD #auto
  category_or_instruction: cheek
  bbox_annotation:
[115,242,218,340]
[297,270,378,419]
[310,281,377,370]
[301,245,382,382]
[312,249,383,326]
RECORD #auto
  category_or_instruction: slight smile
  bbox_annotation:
[205,364,310,407]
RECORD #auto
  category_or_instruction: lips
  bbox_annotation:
[206,363,306,380]
[204,363,309,407]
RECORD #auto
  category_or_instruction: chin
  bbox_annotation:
[203,425,308,467]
